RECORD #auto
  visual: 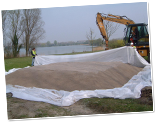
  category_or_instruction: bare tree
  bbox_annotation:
[2,10,13,58]
[103,20,120,40]
[8,10,24,40]
[22,9,45,56]
[86,28,96,52]
[2,10,8,44]
[7,10,24,57]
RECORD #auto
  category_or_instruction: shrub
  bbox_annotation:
[108,39,125,49]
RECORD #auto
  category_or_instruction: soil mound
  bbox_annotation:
[5,62,143,91]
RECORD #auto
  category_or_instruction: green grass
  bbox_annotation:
[143,56,148,61]
[4,56,32,71]
[81,98,153,113]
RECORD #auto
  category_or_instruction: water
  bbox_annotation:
[19,45,93,56]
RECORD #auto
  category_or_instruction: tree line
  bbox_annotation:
[2,9,45,58]
[2,10,120,58]
[35,38,104,47]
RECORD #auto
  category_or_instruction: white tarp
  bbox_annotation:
[5,46,152,106]
[34,46,148,67]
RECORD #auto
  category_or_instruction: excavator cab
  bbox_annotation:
[124,23,149,46]
[124,23,149,58]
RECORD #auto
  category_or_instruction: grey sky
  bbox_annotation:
[40,2,148,43]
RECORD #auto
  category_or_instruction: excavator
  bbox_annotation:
[96,12,150,61]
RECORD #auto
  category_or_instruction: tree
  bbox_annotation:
[2,10,8,45]
[2,10,12,58]
[46,41,51,47]
[22,9,45,56]
[103,20,120,40]
[54,40,57,46]
[12,31,22,57]
[86,28,96,52]
[93,38,103,46]
[7,10,24,57]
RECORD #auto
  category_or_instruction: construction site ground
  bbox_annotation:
[5,62,153,119]
[6,86,153,119]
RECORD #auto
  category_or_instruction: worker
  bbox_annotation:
[31,47,37,66]
[132,27,138,45]
[130,27,138,46]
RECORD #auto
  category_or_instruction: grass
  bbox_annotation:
[143,56,148,61]
[4,56,32,71]
[81,98,153,113]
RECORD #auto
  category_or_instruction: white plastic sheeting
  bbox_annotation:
[5,46,152,106]
[34,46,149,67]
[5,66,30,75]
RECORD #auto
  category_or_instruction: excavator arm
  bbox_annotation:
[96,12,135,50]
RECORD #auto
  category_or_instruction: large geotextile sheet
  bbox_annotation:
[5,46,152,106]
[34,46,148,67]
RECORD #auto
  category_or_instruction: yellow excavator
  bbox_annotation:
[96,12,150,61]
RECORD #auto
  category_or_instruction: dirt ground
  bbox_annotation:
[5,62,149,119]
[6,95,98,119]
[6,86,153,119]
[5,62,143,91]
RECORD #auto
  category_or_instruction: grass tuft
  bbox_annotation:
[81,98,153,113]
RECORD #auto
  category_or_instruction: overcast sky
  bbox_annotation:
[40,2,148,43]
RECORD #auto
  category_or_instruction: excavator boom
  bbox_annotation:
[96,12,135,49]
[103,14,135,25]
